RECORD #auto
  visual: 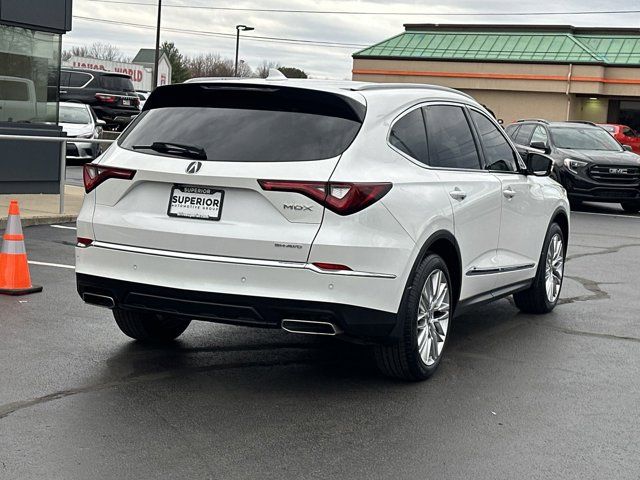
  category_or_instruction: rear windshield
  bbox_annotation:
[550,127,622,151]
[100,75,134,92]
[118,84,365,162]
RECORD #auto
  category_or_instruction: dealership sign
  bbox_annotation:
[65,56,153,90]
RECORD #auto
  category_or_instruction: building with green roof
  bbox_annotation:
[353,24,640,130]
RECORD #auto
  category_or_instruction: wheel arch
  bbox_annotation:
[409,230,462,309]
[551,207,569,251]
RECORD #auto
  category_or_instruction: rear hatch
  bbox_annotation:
[90,82,366,262]
[99,73,139,109]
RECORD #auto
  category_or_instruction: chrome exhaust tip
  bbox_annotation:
[82,292,116,309]
[281,319,340,336]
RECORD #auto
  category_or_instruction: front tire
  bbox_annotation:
[375,254,453,381]
[621,201,640,213]
[513,223,565,314]
[113,309,191,342]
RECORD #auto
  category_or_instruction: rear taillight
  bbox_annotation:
[83,164,136,193]
[258,180,392,216]
[95,93,117,103]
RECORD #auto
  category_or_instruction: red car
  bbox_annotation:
[599,124,640,153]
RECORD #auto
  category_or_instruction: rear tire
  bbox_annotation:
[113,309,191,342]
[621,201,640,213]
[513,223,565,314]
[374,254,453,381]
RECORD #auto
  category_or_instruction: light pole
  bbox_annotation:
[234,24,254,77]
[153,0,162,88]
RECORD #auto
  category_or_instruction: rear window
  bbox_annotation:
[0,80,29,101]
[100,74,134,92]
[119,84,366,162]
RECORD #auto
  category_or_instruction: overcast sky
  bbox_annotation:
[65,0,640,79]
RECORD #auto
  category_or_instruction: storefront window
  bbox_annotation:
[0,25,61,124]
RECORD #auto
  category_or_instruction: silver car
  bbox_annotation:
[59,102,105,163]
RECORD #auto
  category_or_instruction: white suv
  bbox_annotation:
[76,79,569,381]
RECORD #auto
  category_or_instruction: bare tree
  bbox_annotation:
[62,42,129,62]
[186,53,253,78]
[256,60,281,78]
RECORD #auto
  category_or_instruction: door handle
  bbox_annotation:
[503,186,517,199]
[449,188,467,201]
[59,90,67,94]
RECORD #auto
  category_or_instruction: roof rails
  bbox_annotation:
[352,83,474,100]
[516,118,550,124]
[565,120,597,126]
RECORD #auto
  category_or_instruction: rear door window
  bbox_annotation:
[389,108,428,164]
[69,72,91,87]
[513,124,535,145]
[424,105,481,169]
[119,84,365,162]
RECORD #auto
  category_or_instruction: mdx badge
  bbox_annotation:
[186,161,203,174]
[283,204,313,211]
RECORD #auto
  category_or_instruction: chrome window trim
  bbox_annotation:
[387,100,492,174]
[90,241,397,279]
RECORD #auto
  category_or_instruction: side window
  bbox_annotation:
[513,124,535,145]
[530,126,549,146]
[69,73,90,88]
[470,110,519,172]
[60,71,70,87]
[424,105,481,170]
[504,124,519,139]
[389,108,429,165]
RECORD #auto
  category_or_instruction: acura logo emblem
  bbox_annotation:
[186,161,203,174]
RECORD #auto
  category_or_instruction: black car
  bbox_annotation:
[506,119,640,213]
[59,68,140,130]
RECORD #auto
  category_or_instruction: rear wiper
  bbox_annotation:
[132,141,207,160]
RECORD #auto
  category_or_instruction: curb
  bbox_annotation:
[0,215,77,229]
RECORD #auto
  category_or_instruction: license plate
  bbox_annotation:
[168,185,224,221]
[122,98,131,106]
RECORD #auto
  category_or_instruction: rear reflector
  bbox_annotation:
[258,180,392,215]
[312,262,352,272]
[83,164,136,193]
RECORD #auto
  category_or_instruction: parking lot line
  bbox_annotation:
[50,225,77,230]
[28,260,75,270]
[573,211,640,220]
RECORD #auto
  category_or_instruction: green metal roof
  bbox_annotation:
[354,26,640,65]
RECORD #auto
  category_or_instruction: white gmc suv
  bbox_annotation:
[76,79,569,381]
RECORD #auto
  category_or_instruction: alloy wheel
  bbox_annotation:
[417,269,450,366]
[545,234,564,303]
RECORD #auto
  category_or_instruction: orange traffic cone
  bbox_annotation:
[0,201,42,295]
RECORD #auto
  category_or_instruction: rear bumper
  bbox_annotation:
[75,243,402,340]
[77,273,398,340]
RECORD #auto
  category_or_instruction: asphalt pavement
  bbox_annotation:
[1,204,639,479]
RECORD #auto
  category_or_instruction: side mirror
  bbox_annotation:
[96,119,106,127]
[530,141,552,155]
[623,144,633,152]
[525,152,553,176]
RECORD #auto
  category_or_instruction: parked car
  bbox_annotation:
[59,102,105,163]
[76,80,569,381]
[59,68,140,130]
[505,119,640,213]
[598,124,640,153]
[0,75,37,122]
